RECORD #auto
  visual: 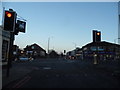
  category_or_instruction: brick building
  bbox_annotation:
[24,43,47,58]
[82,41,120,60]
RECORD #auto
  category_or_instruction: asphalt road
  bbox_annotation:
[3,58,120,88]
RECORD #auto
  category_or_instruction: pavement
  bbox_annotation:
[2,60,35,87]
[0,62,2,90]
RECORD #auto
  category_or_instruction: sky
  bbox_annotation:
[0,2,118,53]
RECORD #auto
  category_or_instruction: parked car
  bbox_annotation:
[19,56,29,61]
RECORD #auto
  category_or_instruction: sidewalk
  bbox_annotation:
[0,62,2,90]
[2,61,34,87]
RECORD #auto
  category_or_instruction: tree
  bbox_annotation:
[49,50,59,58]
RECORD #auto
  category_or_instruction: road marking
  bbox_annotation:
[13,76,31,88]
[16,76,31,88]
[43,67,51,70]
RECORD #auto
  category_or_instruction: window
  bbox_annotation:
[2,40,9,61]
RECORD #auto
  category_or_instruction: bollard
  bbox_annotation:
[94,54,97,64]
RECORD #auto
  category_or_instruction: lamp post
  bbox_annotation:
[48,37,50,55]
[47,36,53,57]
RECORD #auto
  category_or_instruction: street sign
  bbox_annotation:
[91,47,104,51]
[16,20,26,33]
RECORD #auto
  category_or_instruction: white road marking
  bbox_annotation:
[43,67,51,70]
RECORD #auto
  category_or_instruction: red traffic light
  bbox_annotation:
[97,32,100,35]
[4,10,16,31]
[6,11,12,18]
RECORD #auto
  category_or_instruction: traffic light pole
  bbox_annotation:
[96,42,99,64]
[94,42,98,64]
[4,8,26,77]
[6,32,15,77]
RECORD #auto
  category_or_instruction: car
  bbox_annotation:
[19,56,29,61]
[65,55,76,60]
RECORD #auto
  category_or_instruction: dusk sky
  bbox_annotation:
[0,2,118,53]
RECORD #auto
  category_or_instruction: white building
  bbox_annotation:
[0,27,2,90]
[0,26,2,65]
[0,0,3,65]
[0,26,10,66]
[0,2,3,89]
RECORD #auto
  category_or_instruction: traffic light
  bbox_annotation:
[93,30,101,42]
[3,10,17,32]
[96,31,101,42]
[93,30,97,42]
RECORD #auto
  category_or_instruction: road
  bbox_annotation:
[3,58,120,88]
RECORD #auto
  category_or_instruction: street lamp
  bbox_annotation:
[48,37,50,54]
[47,36,53,54]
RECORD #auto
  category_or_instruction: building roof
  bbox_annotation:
[24,43,46,52]
[82,41,120,49]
